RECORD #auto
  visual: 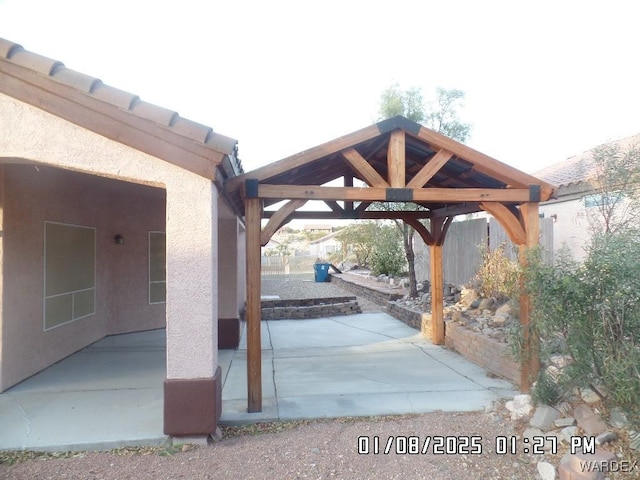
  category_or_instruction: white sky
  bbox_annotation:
[1,0,639,175]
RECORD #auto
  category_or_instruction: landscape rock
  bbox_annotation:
[495,302,511,316]
[609,408,629,429]
[561,426,579,444]
[537,461,556,480]
[580,387,601,404]
[554,417,576,428]
[573,404,608,436]
[505,394,533,421]
[523,426,544,442]
[595,431,617,446]
[530,405,561,431]
[478,298,494,310]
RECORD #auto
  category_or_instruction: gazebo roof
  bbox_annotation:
[225,116,555,217]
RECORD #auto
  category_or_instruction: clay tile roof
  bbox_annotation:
[0,37,243,177]
[130,99,178,126]
[91,84,140,110]
[535,132,640,187]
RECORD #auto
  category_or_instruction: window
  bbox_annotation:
[583,192,621,208]
[149,231,166,304]
[44,222,96,330]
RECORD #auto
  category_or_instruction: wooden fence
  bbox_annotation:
[415,217,554,286]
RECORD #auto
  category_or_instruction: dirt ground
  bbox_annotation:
[1,410,551,480]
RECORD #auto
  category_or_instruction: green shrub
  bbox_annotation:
[370,224,405,277]
[524,232,640,425]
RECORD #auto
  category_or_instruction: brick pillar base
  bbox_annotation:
[163,366,222,436]
[218,318,240,349]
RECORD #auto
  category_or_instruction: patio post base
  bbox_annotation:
[163,366,222,436]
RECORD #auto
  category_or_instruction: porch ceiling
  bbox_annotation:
[225,116,556,218]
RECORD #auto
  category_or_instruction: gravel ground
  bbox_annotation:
[1,411,549,480]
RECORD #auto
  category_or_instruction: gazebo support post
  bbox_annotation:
[429,243,445,344]
[518,202,541,392]
[245,194,263,412]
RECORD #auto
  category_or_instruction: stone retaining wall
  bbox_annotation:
[444,320,520,385]
[329,274,405,305]
[261,297,362,320]
[386,301,432,339]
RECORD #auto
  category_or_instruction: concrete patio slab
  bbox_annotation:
[0,312,519,451]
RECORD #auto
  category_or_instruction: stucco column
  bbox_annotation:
[218,217,240,348]
[163,176,221,436]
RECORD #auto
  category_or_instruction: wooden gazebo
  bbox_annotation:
[225,116,556,413]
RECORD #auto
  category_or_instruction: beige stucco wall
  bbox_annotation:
[539,197,591,261]
[0,93,221,389]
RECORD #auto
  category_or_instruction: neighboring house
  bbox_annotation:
[309,231,341,260]
[0,38,245,438]
[535,133,640,261]
[304,223,332,234]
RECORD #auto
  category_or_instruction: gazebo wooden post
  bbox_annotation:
[518,201,541,392]
[429,243,445,344]
[244,180,262,412]
[429,218,445,345]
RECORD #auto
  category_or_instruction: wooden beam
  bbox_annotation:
[341,149,390,187]
[263,210,433,221]
[245,197,262,412]
[518,202,541,392]
[260,199,307,246]
[480,201,527,245]
[258,184,533,203]
[387,130,406,187]
[406,149,454,189]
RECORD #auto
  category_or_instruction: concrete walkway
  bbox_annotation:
[0,312,518,452]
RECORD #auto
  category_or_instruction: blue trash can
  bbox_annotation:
[313,263,330,282]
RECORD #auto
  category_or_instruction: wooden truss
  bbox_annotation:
[225,116,556,413]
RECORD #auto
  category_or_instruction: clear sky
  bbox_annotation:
[1,0,639,175]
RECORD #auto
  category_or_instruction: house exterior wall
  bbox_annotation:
[0,164,165,390]
[539,196,591,261]
[0,93,221,413]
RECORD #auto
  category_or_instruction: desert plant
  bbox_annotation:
[472,243,520,302]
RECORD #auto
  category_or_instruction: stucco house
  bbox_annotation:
[0,38,245,437]
[536,133,640,260]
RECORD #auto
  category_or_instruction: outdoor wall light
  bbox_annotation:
[114,234,125,245]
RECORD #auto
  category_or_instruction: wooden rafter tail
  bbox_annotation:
[387,130,406,188]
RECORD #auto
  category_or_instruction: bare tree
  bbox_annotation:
[584,141,640,234]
